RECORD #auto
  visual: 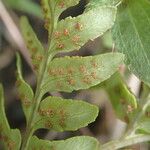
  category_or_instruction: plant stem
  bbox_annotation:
[101,134,150,150]
[21,54,50,150]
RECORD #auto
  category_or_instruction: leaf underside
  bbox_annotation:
[50,6,117,54]
[101,72,137,123]
[41,53,124,94]
[16,54,34,123]
[33,96,99,132]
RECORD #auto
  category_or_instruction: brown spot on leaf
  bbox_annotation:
[31,48,37,52]
[58,2,65,8]
[58,68,65,75]
[67,67,74,75]
[48,69,57,76]
[79,65,86,73]
[127,105,134,114]
[7,140,15,150]
[91,72,98,79]
[54,31,62,39]
[67,78,76,86]
[63,29,69,36]
[83,75,92,84]
[35,55,43,61]
[23,99,31,107]
[57,43,65,49]
[45,121,53,128]
[56,81,63,89]
[75,22,83,30]
[39,108,55,117]
[72,35,80,44]
[91,60,98,68]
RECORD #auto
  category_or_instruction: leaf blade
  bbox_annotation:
[20,16,45,74]
[50,6,117,53]
[101,72,137,123]
[42,53,124,93]
[29,136,100,150]
[16,53,34,123]
[33,96,99,132]
[0,84,21,150]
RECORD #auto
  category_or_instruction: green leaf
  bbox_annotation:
[29,136,100,150]
[41,53,124,94]
[101,72,137,123]
[49,6,117,53]
[112,0,150,85]
[0,84,21,150]
[41,0,52,33]
[16,53,34,123]
[5,0,42,18]
[20,16,45,74]
[136,120,150,134]
[33,96,99,131]
[86,0,121,9]
[41,0,80,34]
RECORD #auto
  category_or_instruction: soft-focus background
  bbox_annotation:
[0,0,149,149]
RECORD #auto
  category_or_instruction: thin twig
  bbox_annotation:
[101,134,150,150]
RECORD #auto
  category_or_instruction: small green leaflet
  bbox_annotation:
[16,54,34,123]
[101,72,137,123]
[112,0,150,85]
[41,53,124,94]
[0,84,21,150]
[41,0,80,33]
[50,6,117,53]
[20,16,45,74]
[29,136,100,150]
[33,96,99,131]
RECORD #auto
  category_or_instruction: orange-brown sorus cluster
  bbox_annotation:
[127,105,134,114]
[45,120,53,128]
[53,21,83,50]
[48,67,74,76]
[75,22,83,31]
[58,1,65,8]
[39,108,55,117]
[0,132,15,150]
[79,65,87,73]
[72,35,80,45]
[59,109,67,128]
[18,93,31,107]
[25,30,44,72]
[91,60,98,68]
[41,0,51,30]
[67,77,76,86]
